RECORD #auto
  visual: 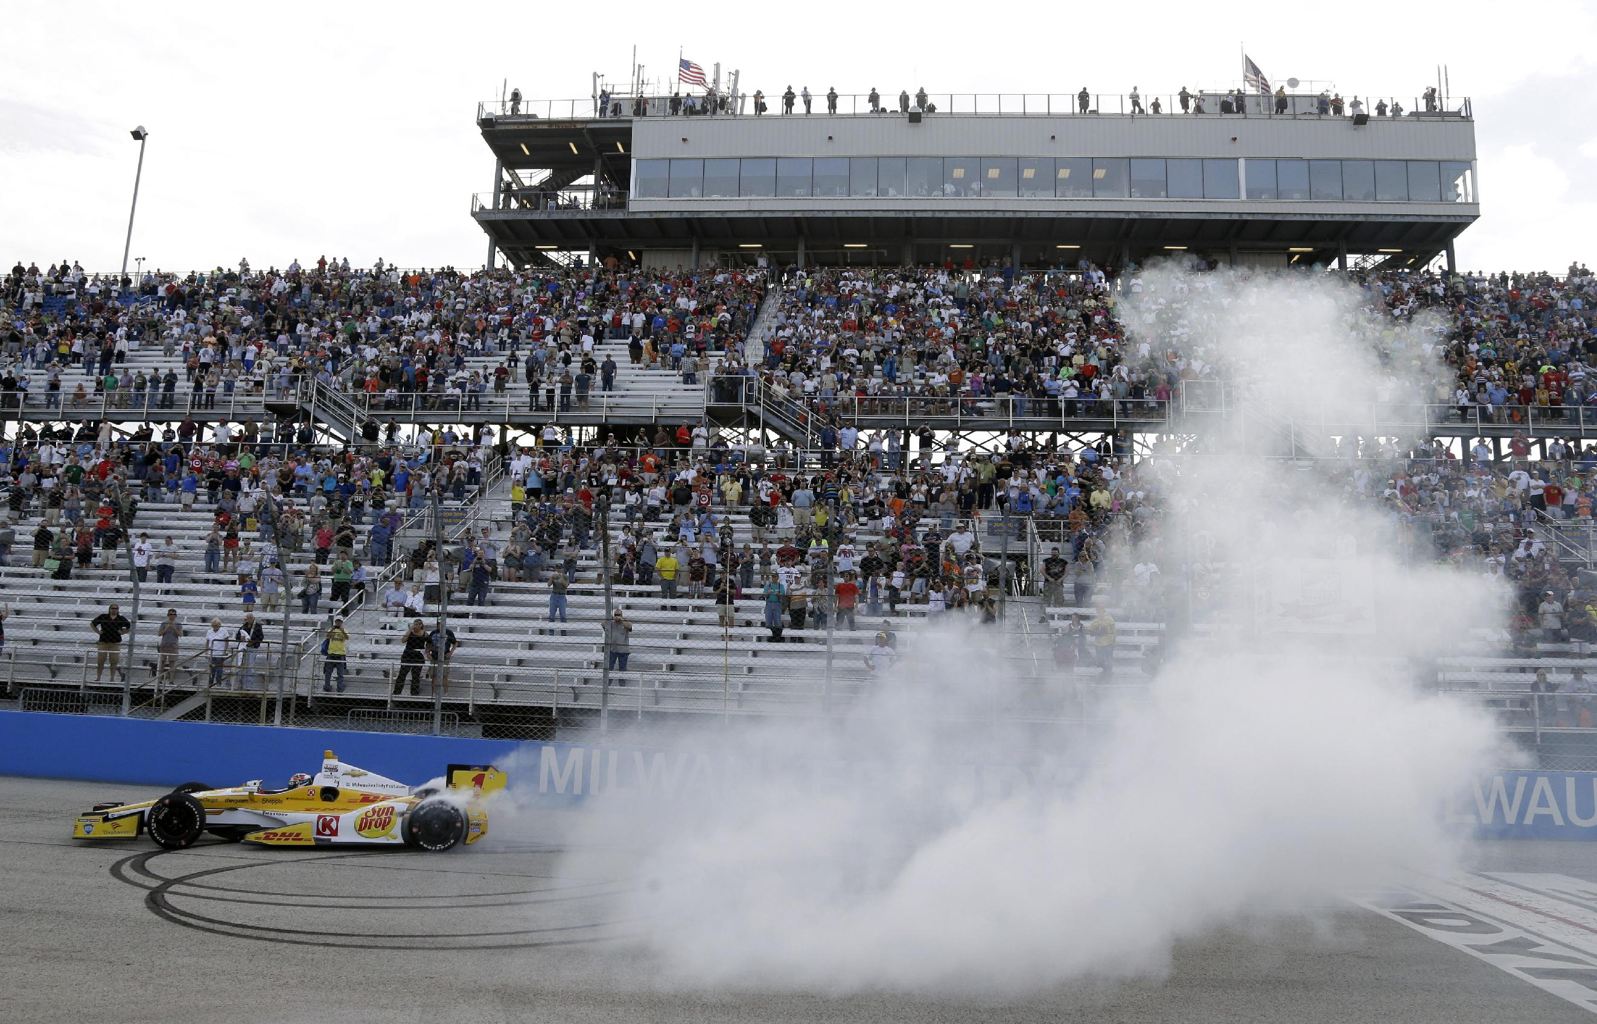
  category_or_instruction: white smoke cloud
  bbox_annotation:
[515,265,1510,996]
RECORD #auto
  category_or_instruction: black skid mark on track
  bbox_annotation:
[108,848,639,950]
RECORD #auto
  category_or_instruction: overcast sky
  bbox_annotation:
[4,2,1593,276]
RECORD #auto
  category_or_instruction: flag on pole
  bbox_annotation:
[1243,55,1270,93]
[678,59,707,88]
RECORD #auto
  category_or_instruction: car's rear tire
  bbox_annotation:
[146,793,206,850]
[402,800,466,852]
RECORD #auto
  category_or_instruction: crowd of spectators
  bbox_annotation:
[727,260,1597,430]
[0,423,496,688]
[3,258,765,417]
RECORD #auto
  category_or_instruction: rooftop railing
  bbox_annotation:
[479,91,1472,123]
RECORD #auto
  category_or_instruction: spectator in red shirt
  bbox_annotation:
[834,571,861,630]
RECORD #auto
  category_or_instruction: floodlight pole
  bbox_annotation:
[431,479,451,736]
[120,128,148,293]
[598,495,614,734]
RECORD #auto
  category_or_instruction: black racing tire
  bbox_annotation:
[172,781,213,795]
[146,793,206,850]
[402,800,466,852]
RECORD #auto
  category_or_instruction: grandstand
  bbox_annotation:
[2,84,1594,770]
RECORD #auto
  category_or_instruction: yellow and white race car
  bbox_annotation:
[72,750,505,852]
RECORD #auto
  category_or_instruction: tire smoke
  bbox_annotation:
[525,266,1509,995]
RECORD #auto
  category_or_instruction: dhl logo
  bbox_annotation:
[355,804,396,839]
[249,826,314,845]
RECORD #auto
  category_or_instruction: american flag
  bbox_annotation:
[678,59,707,88]
[1243,55,1269,93]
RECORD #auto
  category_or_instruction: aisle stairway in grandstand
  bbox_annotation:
[464,330,721,422]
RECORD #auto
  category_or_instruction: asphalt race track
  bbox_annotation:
[5,776,1595,1024]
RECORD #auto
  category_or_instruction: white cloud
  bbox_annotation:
[1458,142,1596,272]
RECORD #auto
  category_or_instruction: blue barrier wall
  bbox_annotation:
[1451,769,1597,840]
[0,711,538,789]
[6,714,1595,840]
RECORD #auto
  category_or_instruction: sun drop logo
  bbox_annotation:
[355,804,396,839]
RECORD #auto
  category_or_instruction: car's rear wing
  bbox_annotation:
[446,764,507,796]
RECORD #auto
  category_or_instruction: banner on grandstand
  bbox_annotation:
[530,746,1597,841]
[1446,770,1597,840]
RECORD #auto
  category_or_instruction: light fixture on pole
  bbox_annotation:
[120,126,148,293]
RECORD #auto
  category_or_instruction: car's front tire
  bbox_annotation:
[402,800,466,852]
[146,792,206,850]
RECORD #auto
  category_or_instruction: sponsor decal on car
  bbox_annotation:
[354,804,396,839]
[82,824,94,835]
[248,825,315,845]
[315,815,339,837]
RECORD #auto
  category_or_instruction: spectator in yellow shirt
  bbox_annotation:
[655,552,680,598]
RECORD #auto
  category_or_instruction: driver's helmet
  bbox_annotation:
[288,772,313,788]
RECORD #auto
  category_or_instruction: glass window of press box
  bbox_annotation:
[634,158,1473,202]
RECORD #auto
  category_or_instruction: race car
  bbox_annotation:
[71,750,506,852]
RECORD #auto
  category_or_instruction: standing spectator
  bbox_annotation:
[762,573,786,642]
[1077,87,1090,114]
[1274,85,1288,114]
[261,562,283,612]
[1539,591,1566,639]
[428,620,459,695]
[466,557,493,607]
[155,609,183,690]
[548,571,568,622]
[715,570,738,629]
[329,555,355,607]
[915,86,928,111]
[868,86,880,113]
[1089,604,1117,675]
[864,631,898,673]
[1179,85,1192,113]
[604,610,632,673]
[203,617,230,689]
[656,548,680,599]
[33,523,53,568]
[898,89,910,113]
[203,527,221,574]
[89,603,131,682]
[835,571,860,630]
[826,86,838,114]
[235,613,264,689]
[130,532,153,582]
[801,85,812,114]
[322,616,349,693]
[393,619,429,696]
[782,85,796,114]
[1130,86,1143,114]
[155,537,178,591]
[299,564,323,616]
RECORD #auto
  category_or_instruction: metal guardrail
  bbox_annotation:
[479,92,1472,122]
